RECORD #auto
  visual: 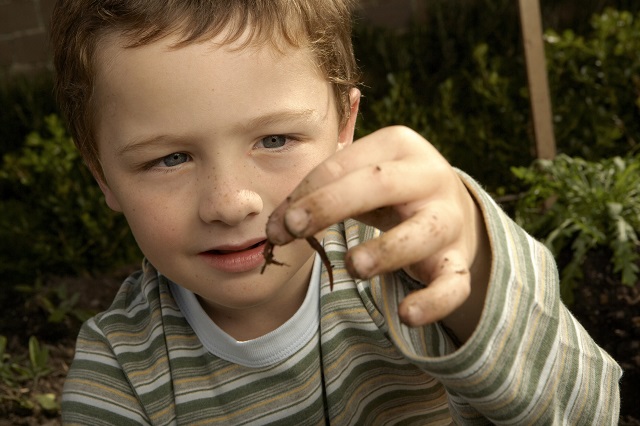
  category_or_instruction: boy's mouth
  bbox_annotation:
[199,239,269,273]
[206,240,266,255]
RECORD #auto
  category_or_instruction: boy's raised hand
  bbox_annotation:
[266,126,491,342]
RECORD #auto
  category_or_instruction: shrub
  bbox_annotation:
[545,9,640,160]
[512,154,640,304]
[354,8,640,195]
[0,71,58,157]
[0,335,59,415]
[0,114,140,282]
[353,0,531,194]
[423,43,532,194]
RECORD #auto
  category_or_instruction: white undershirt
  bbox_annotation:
[169,254,321,368]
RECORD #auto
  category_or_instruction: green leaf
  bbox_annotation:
[34,393,60,413]
[514,152,640,303]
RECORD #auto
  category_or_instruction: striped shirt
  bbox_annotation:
[61,176,622,425]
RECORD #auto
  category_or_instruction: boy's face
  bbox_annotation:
[93,31,358,320]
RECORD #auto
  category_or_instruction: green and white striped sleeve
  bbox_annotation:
[375,173,622,424]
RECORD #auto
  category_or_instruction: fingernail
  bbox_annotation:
[406,304,423,325]
[350,250,376,278]
[266,220,290,245]
[284,207,310,236]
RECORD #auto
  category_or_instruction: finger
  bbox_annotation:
[267,160,427,244]
[344,203,459,279]
[290,126,443,201]
[266,127,446,244]
[398,256,472,327]
[284,160,441,236]
[267,158,453,245]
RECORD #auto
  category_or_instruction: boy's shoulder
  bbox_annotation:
[91,260,174,330]
[66,261,180,424]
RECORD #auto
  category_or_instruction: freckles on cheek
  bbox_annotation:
[279,180,303,204]
[127,208,176,239]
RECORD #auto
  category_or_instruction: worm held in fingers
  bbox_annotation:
[305,236,334,291]
[260,240,288,274]
[260,237,335,291]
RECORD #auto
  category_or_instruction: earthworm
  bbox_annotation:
[305,236,334,291]
[260,240,288,273]
[261,237,334,291]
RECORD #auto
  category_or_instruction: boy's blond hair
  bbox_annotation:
[51,0,359,181]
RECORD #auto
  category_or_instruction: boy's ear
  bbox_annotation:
[337,88,361,149]
[95,176,123,212]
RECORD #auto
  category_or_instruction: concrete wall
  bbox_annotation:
[0,0,55,72]
[0,0,634,73]
[0,0,425,73]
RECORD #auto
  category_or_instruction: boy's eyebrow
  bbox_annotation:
[116,134,180,157]
[116,109,321,156]
[240,108,319,131]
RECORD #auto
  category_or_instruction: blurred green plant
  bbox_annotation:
[545,8,640,160]
[0,114,140,282]
[354,8,640,196]
[11,336,52,385]
[15,278,94,326]
[0,335,60,415]
[354,0,531,194]
[0,70,58,157]
[512,154,640,304]
[0,335,15,386]
[427,42,532,195]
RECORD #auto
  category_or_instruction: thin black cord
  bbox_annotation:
[318,319,331,426]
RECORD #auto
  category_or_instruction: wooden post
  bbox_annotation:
[518,0,557,160]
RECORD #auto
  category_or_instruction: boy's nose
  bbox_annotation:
[198,177,263,226]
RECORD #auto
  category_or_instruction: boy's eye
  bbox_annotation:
[160,152,190,167]
[260,135,287,149]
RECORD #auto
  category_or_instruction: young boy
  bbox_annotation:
[51,0,621,424]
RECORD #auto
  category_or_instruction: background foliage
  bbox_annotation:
[354,5,640,194]
[513,154,640,303]
[0,115,139,283]
[0,71,57,156]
